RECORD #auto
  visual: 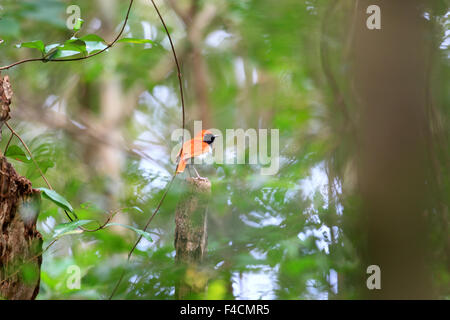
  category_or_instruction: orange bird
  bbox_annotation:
[176,130,217,179]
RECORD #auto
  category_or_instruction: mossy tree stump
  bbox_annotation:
[174,177,211,299]
[0,156,42,300]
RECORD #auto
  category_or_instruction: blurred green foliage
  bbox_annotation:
[0,0,448,300]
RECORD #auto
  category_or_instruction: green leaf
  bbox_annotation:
[5,145,31,163]
[53,220,93,238]
[37,187,74,213]
[44,43,60,55]
[117,38,155,45]
[105,223,153,242]
[16,40,45,54]
[79,34,108,54]
[73,18,84,32]
[65,38,87,51]
[26,159,54,180]
[45,39,87,60]
[47,49,82,59]
[79,34,105,42]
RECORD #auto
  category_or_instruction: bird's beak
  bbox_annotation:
[214,135,219,138]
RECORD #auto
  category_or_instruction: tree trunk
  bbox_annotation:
[0,156,42,300]
[353,0,434,299]
[174,177,210,299]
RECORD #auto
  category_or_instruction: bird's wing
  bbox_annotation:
[179,137,208,160]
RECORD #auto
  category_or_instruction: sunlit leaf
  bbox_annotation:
[37,187,74,213]
[206,280,227,300]
[79,34,108,54]
[44,43,60,55]
[73,18,84,32]
[16,40,45,54]
[5,145,32,163]
[53,220,93,238]
[44,39,87,60]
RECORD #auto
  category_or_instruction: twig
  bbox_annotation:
[0,0,134,71]
[4,132,14,154]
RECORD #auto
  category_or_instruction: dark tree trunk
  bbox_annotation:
[353,0,435,299]
[0,156,42,300]
[174,177,210,299]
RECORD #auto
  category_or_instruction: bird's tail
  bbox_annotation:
[176,158,186,174]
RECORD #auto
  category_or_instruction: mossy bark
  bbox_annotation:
[174,177,210,299]
[0,156,42,300]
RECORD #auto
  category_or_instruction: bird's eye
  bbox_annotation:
[204,134,215,143]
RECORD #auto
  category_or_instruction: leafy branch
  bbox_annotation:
[1,0,187,299]
[3,121,141,234]
[0,0,148,233]
[0,0,135,71]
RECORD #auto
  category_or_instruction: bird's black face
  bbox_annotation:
[203,133,217,145]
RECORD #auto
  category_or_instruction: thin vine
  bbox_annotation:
[108,0,187,299]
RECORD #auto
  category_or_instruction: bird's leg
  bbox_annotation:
[192,165,206,181]
[187,164,193,178]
